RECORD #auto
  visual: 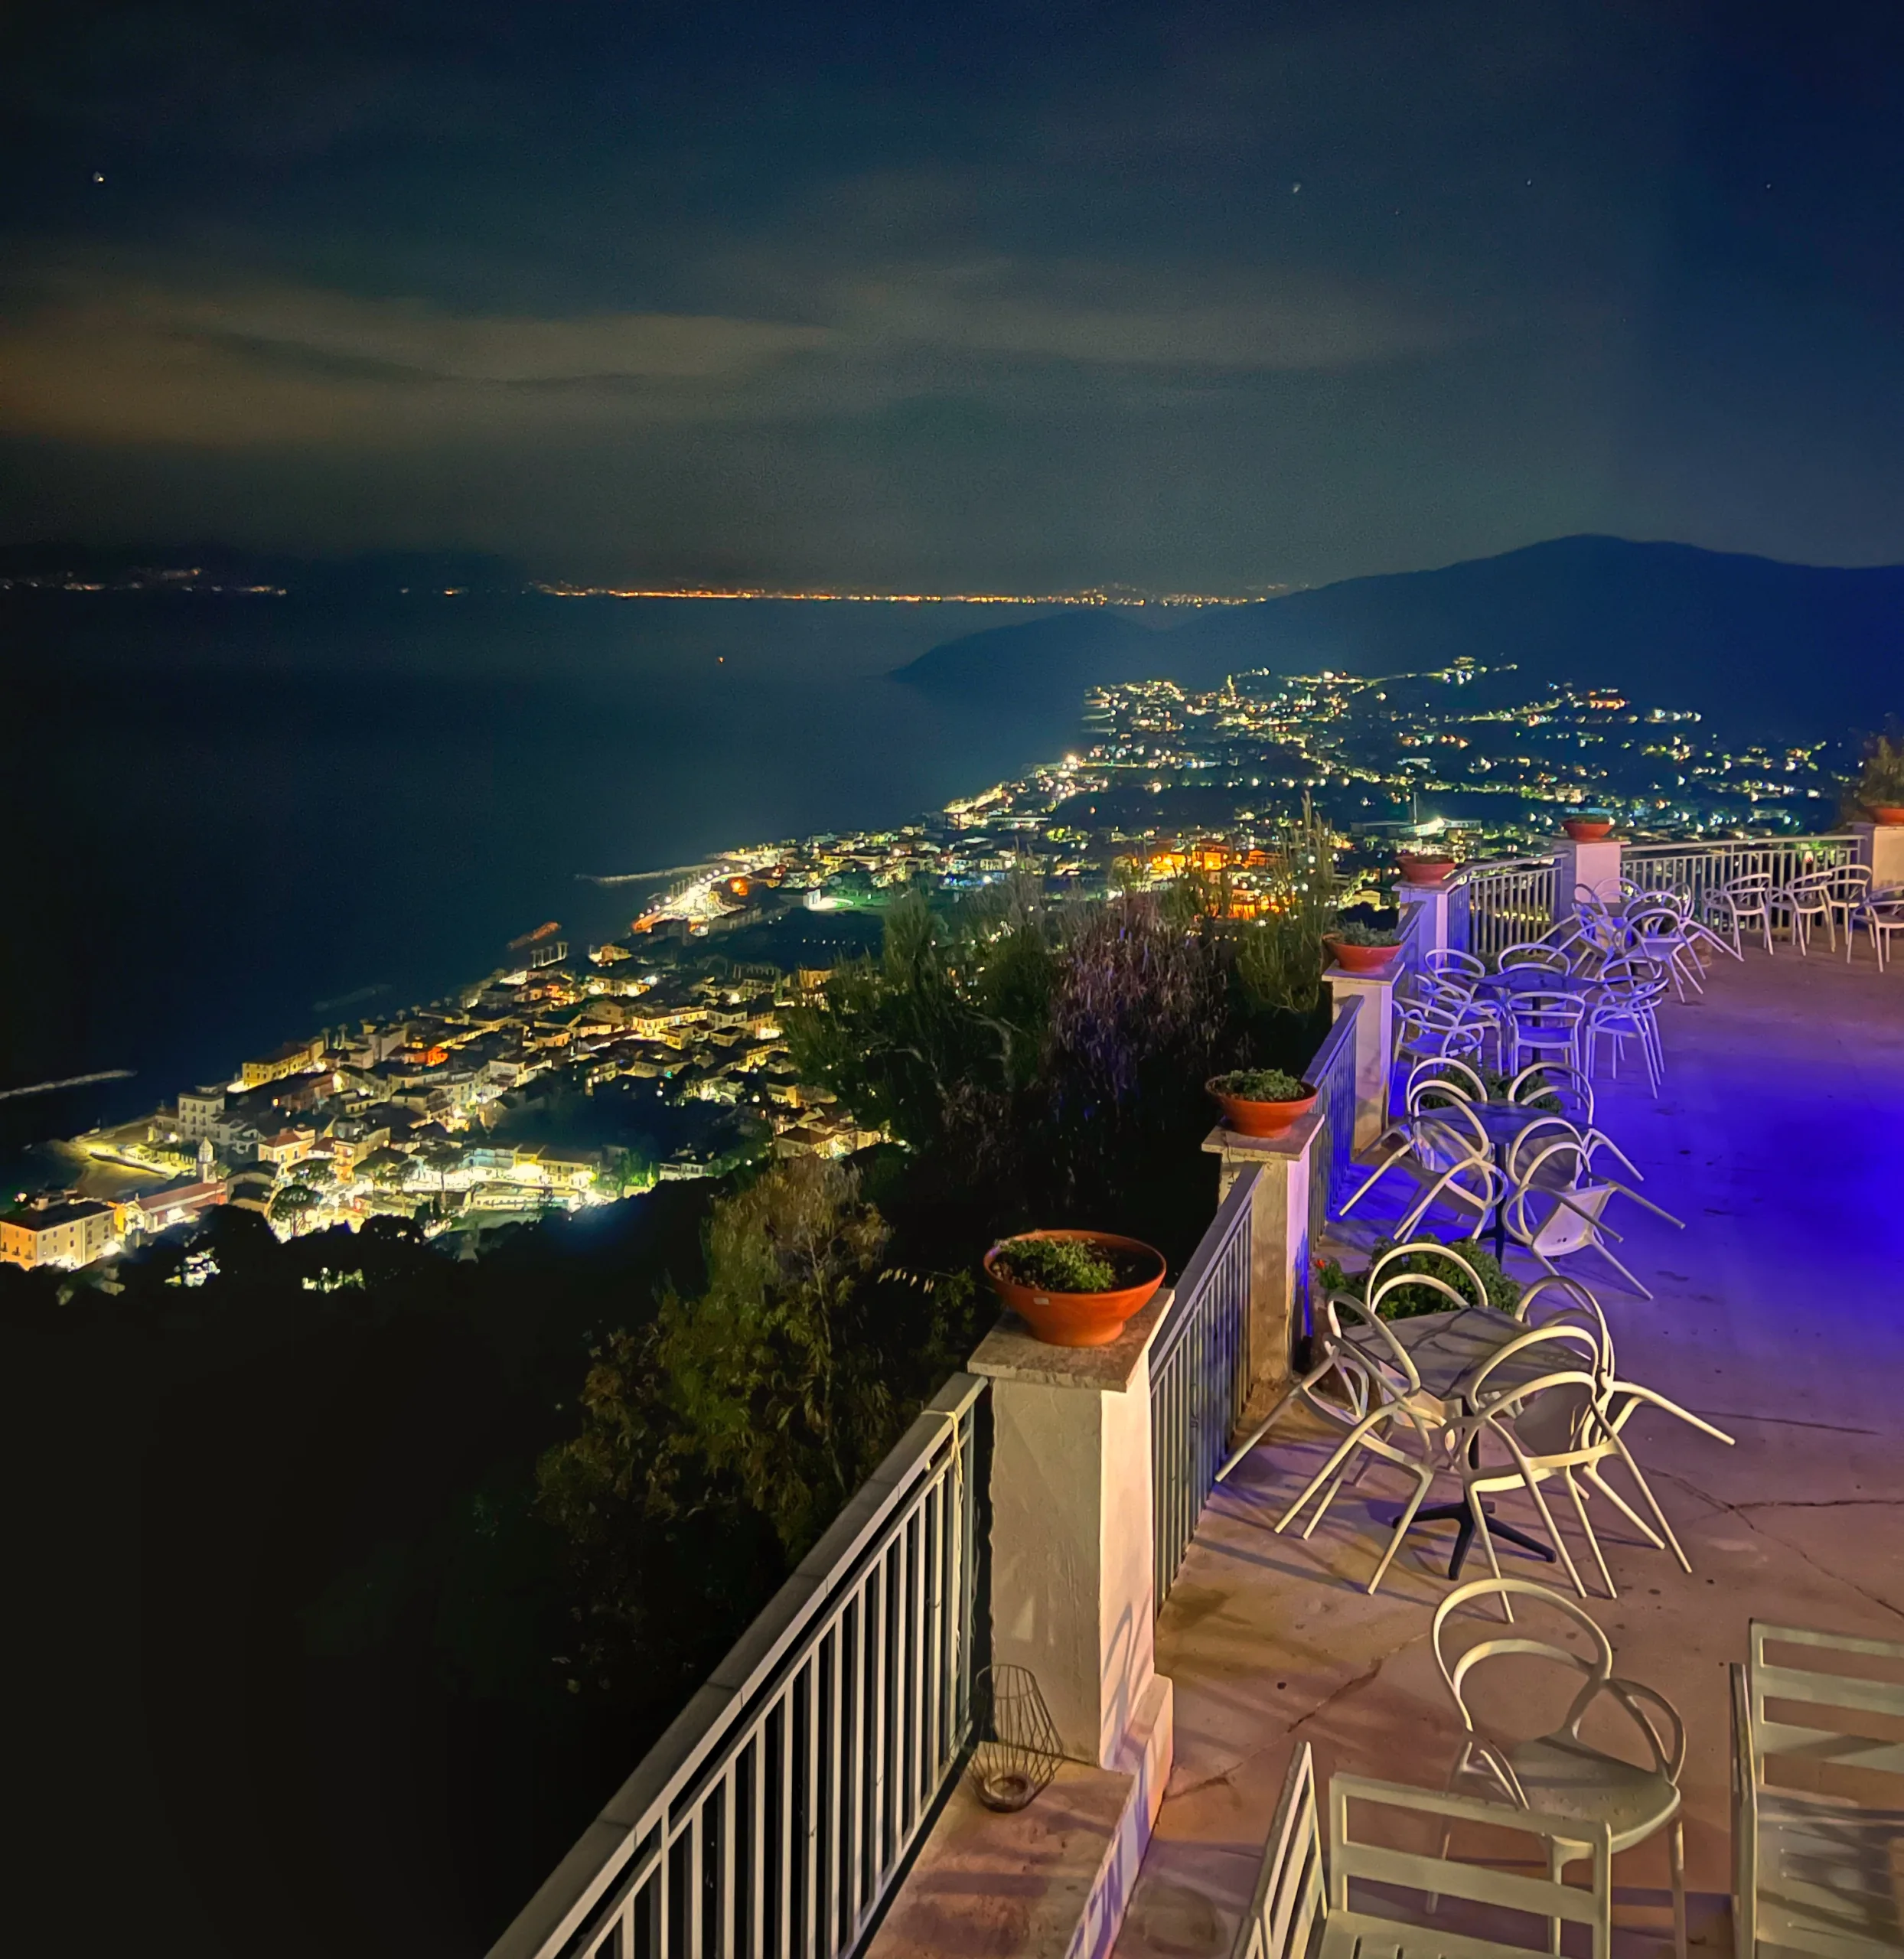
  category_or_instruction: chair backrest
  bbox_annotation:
[1367,1261,1486,1322]
[1508,1060,1594,1123]
[1498,941,1568,971]
[1828,863,1874,901]
[1462,1322,1604,1420]
[1514,1274,1614,1372]
[1327,1770,1613,1959]
[1229,1745,1325,1959]
[1406,1055,1488,1108]
[1426,947,1487,982]
[1366,1236,1494,1309]
[1511,989,1587,1032]
[1432,1577,1614,1731]
[1740,1620,1904,1794]
[1503,1113,1583,1182]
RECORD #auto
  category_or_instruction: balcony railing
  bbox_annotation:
[1150,1163,1257,1612]
[1449,856,1556,962]
[490,1375,985,1959]
[1306,996,1361,1220]
[1622,833,1857,910]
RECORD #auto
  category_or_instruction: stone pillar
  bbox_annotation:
[1397,881,1452,957]
[1553,837,1623,923]
[1201,1133,1315,1397]
[1327,965,1397,1149]
[969,1299,1175,1777]
[1850,822,1904,893]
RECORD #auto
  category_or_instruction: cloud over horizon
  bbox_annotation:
[3,2,1902,587]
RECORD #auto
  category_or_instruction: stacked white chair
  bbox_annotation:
[1501,1127,1684,1296]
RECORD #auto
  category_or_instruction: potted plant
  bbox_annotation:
[1848,729,1904,823]
[983,1230,1166,1348]
[1316,1236,1520,1322]
[1207,1066,1318,1138]
[1324,918,1403,973]
[1562,812,1614,841]
[1397,853,1457,885]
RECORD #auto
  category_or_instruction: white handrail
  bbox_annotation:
[490,1373,986,1959]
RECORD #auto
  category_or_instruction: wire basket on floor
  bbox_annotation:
[967,1664,1062,1812]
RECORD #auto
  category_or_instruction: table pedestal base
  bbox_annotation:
[1412,1501,1555,1581]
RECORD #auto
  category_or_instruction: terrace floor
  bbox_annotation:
[1113,943,1904,1958]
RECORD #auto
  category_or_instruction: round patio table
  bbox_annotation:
[1475,966,1593,996]
[1339,1301,1560,1579]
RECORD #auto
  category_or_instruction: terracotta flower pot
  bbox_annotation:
[983,1230,1166,1348]
[1562,817,1613,841]
[1208,1078,1319,1139]
[1397,856,1457,886]
[1867,804,1904,826]
[1325,935,1400,973]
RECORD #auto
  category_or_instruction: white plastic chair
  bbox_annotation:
[1272,1272,1488,1595]
[1460,1319,1729,1596]
[1850,883,1904,970]
[1501,1136,1683,1298]
[1584,975,1668,1095]
[1229,1742,1613,1959]
[1775,867,1834,957]
[1433,1579,1686,1959]
[1394,998,1488,1068]
[1625,899,1705,999]
[1342,1107,1504,1244]
[1506,989,1587,1075]
[1821,862,1873,956]
[1731,1622,1904,1959]
[1706,872,1773,957]
[1215,1287,1394,1484]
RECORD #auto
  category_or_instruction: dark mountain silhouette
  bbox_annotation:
[893,536,1904,739]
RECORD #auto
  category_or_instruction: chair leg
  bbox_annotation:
[1566,1470,1616,1597]
[1589,1241,1655,1300]
[1582,1461,1667,1550]
[1547,1840,1566,1955]
[1364,1468,1435,1596]
[1276,1408,1394,1534]
[1610,1435,1694,1573]
[1671,1814,1688,1959]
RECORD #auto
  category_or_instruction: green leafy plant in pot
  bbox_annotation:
[984,1230,1166,1348]
[1846,728,1904,823]
[1207,1066,1318,1139]
[1324,918,1403,973]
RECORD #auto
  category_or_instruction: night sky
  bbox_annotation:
[5,2,1903,591]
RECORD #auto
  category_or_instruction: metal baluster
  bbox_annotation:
[748,1729,766,1959]
[823,1621,843,1957]
[800,1658,819,1959]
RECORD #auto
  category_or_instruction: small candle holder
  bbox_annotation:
[967,1664,1062,1811]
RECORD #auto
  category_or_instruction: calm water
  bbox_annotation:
[0,592,1085,1158]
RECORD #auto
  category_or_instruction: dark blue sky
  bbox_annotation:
[4,1,1902,588]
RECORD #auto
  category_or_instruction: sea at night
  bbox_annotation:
[0,591,1094,1164]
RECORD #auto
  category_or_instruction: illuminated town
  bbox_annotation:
[1,660,1845,1272]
